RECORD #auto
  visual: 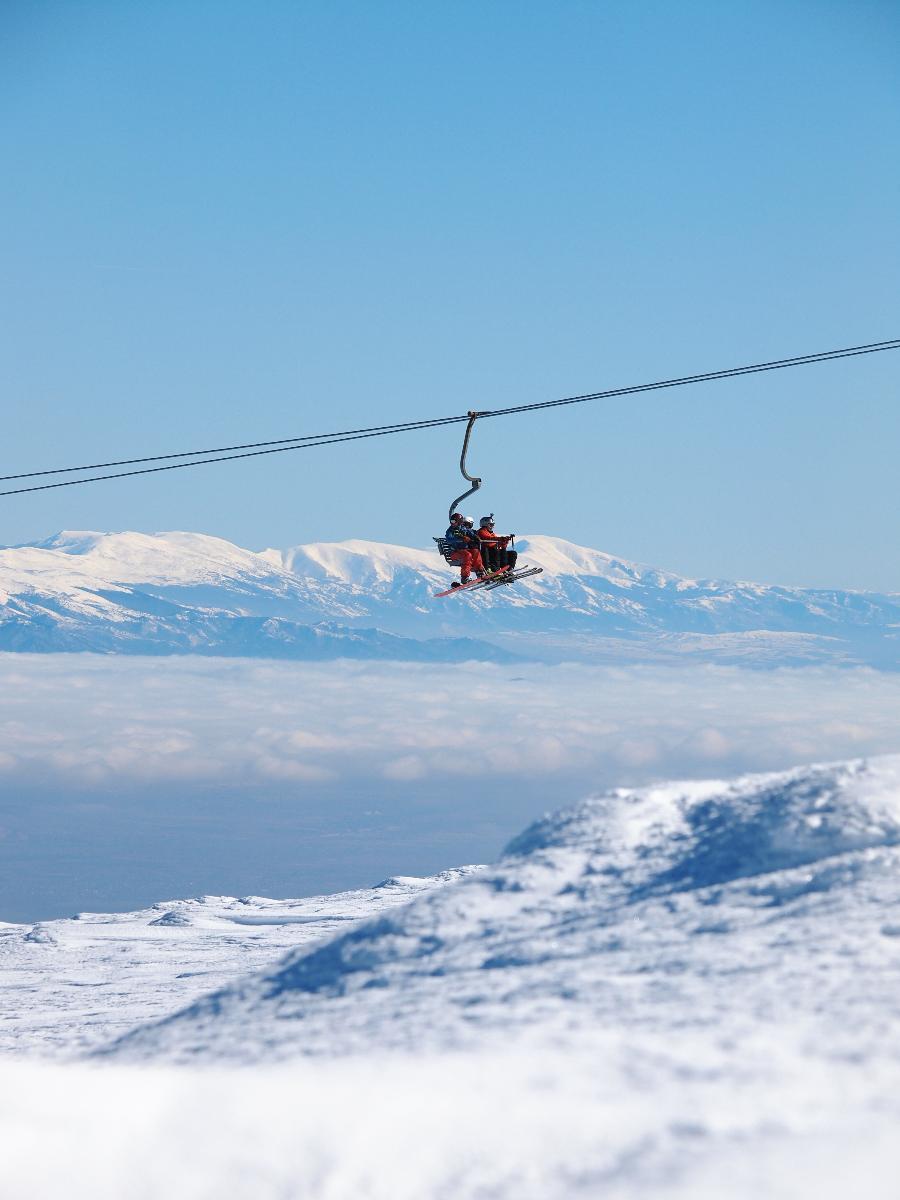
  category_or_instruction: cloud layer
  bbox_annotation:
[2,655,899,792]
[5,654,900,920]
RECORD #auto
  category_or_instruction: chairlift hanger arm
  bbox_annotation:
[448,410,482,521]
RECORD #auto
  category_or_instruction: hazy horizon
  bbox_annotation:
[4,654,900,922]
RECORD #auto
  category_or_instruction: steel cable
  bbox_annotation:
[2,338,897,498]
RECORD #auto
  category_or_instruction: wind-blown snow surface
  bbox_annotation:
[0,871,477,1057]
[4,759,900,1198]
[3,529,900,664]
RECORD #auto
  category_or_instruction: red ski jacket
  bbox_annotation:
[477,528,510,547]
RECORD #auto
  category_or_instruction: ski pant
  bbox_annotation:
[480,544,518,573]
[449,548,484,581]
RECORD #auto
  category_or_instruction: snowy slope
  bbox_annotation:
[7,759,900,1197]
[1,529,899,663]
[0,871,476,1057]
[108,755,900,1063]
[276,537,440,584]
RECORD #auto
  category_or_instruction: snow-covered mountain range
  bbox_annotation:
[6,757,900,1196]
[2,529,899,665]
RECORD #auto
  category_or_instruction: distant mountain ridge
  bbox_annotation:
[1,530,898,665]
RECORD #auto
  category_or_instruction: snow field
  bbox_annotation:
[6,757,900,1197]
[0,876,476,1056]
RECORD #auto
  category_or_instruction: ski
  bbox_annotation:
[433,565,543,598]
[433,568,510,598]
[481,565,543,589]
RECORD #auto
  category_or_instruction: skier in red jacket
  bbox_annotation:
[444,513,486,585]
[476,515,518,574]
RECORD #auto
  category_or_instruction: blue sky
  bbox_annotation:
[2,0,898,588]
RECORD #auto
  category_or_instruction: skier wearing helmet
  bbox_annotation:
[476,515,518,574]
[444,513,486,585]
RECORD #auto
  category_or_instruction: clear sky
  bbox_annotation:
[2,0,898,589]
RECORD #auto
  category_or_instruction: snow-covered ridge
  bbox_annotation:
[21,529,278,585]
[106,755,900,1064]
[274,538,439,584]
[10,757,900,1196]
[2,529,899,664]
[271,534,672,587]
[9,529,662,588]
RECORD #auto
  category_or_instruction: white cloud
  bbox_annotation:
[1,655,900,794]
